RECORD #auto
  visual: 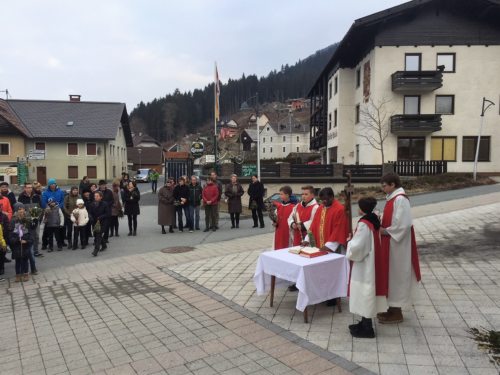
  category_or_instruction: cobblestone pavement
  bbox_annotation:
[1,236,364,375]
[170,202,500,375]
[1,193,500,375]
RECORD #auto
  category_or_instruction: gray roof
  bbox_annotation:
[6,99,133,146]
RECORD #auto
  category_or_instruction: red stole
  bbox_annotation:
[347,219,388,297]
[309,200,348,248]
[291,202,317,246]
[274,202,295,250]
[382,194,421,282]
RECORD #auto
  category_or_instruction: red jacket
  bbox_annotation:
[202,183,219,205]
[0,196,12,220]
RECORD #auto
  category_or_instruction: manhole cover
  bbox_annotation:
[161,246,195,254]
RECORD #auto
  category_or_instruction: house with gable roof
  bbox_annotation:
[2,95,133,185]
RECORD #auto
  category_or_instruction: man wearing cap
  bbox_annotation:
[98,180,113,244]
[0,182,16,208]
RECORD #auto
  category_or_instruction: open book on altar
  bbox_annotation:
[288,246,329,258]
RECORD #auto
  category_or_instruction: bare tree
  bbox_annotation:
[354,97,392,164]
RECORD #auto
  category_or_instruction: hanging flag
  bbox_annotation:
[215,63,221,121]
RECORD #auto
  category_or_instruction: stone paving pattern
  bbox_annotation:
[170,203,500,375]
[1,193,500,375]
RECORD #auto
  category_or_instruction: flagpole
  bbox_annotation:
[214,62,218,175]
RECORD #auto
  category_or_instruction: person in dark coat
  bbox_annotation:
[18,182,43,257]
[79,176,91,196]
[82,189,93,246]
[10,203,34,282]
[248,174,265,228]
[187,176,202,231]
[88,191,110,256]
[109,183,123,237]
[173,177,189,232]
[158,179,175,234]
[98,180,114,244]
[123,181,140,236]
[224,174,244,229]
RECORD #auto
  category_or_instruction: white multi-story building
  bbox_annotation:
[259,115,310,160]
[309,0,500,173]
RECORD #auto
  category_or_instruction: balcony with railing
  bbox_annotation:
[391,70,443,92]
[390,114,442,135]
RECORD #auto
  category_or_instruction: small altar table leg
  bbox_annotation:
[337,297,342,312]
[270,276,276,307]
[303,307,308,323]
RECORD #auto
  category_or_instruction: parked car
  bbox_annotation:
[263,192,301,210]
[134,168,150,183]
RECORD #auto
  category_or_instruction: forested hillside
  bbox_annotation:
[130,44,337,142]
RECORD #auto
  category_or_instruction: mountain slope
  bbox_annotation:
[130,43,337,142]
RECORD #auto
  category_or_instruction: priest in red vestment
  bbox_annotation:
[273,186,296,250]
[303,187,348,253]
[287,185,319,246]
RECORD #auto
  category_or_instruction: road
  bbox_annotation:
[2,182,499,278]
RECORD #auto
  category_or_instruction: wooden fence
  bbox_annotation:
[291,164,333,177]
[343,164,383,178]
[261,164,281,177]
[391,160,447,176]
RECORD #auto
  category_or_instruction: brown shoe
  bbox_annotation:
[378,307,403,324]
[15,275,22,283]
[23,273,30,282]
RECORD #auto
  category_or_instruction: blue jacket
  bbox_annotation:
[41,187,65,208]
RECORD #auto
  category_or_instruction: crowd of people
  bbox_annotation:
[270,173,420,339]
[156,171,267,233]
[0,175,142,282]
[1,170,420,340]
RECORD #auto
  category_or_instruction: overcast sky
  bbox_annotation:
[1,0,407,111]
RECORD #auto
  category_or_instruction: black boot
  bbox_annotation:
[169,226,174,233]
[350,318,375,338]
[162,226,166,234]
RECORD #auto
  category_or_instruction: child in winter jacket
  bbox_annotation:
[42,198,64,251]
[71,199,89,250]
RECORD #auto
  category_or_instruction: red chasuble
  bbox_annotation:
[309,200,348,249]
[291,202,318,246]
[273,201,296,250]
[361,219,389,297]
[382,194,421,281]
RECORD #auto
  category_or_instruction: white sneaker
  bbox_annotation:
[189,230,193,233]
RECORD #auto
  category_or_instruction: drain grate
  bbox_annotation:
[161,246,195,254]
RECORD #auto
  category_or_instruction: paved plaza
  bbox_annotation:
[1,187,500,375]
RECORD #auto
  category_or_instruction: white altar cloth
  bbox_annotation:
[254,249,349,312]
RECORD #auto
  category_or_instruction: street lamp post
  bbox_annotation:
[245,93,261,180]
[138,148,142,170]
[473,97,495,181]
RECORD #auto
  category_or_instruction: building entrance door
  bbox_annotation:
[36,167,47,185]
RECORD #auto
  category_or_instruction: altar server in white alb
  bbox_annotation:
[378,173,421,324]
[347,197,388,338]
